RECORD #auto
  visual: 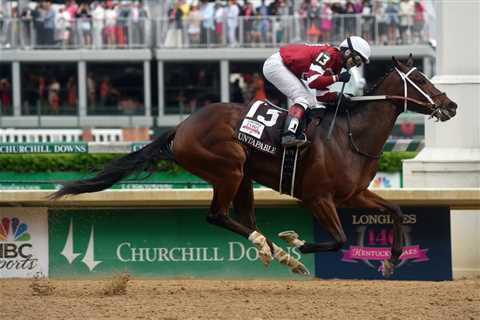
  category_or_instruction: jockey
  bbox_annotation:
[263,36,371,147]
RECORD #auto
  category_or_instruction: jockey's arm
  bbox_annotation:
[304,65,342,105]
[304,68,338,90]
[315,90,338,104]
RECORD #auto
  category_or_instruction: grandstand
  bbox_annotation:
[0,0,431,144]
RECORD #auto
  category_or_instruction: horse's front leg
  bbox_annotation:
[282,196,348,254]
[342,189,405,277]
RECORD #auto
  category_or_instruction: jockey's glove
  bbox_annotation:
[338,71,351,83]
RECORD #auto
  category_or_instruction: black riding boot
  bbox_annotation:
[281,104,306,147]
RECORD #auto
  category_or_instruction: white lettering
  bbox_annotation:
[228,241,245,261]
[131,247,145,262]
[158,248,169,261]
[116,242,132,262]
[352,214,417,225]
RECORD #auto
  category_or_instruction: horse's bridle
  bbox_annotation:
[393,67,447,120]
[351,66,448,121]
[345,66,447,159]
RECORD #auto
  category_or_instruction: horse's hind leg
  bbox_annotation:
[233,177,257,229]
[232,177,307,274]
[207,181,274,266]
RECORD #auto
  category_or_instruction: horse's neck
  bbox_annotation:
[349,90,400,156]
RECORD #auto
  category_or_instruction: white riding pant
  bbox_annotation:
[262,52,317,110]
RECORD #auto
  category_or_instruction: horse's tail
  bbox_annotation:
[49,129,176,200]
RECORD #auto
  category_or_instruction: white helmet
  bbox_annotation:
[340,36,371,64]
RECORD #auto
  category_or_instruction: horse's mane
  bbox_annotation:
[364,68,393,96]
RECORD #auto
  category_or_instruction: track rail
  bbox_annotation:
[0,188,478,210]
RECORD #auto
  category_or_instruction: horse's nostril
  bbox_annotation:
[449,102,458,111]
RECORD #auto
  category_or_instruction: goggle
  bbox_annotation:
[352,54,364,66]
[347,54,364,68]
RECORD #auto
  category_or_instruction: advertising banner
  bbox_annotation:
[0,143,88,154]
[369,172,401,188]
[49,208,314,278]
[314,207,452,280]
[0,207,49,278]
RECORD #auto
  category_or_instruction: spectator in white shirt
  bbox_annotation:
[226,0,239,47]
[92,2,105,48]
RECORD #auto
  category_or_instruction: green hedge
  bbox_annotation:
[0,152,417,173]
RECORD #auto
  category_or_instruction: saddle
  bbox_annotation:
[236,100,326,196]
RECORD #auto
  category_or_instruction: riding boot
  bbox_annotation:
[281,104,307,147]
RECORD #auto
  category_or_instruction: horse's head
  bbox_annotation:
[389,55,457,122]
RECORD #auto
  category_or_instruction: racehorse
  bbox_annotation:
[50,56,457,277]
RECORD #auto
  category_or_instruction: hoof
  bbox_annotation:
[278,230,305,248]
[380,260,395,278]
[249,231,273,267]
[291,262,310,276]
[258,246,273,267]
[278,230,299,242]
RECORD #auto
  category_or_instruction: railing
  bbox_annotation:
[0,17,152,50]
[0,189,478,209]
[0,14,431,50]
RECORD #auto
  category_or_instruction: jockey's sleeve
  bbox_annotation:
[316,90,338,104]
[304,65,338,90]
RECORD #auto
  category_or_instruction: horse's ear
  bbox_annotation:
[406,53,414,67]
[392,56,402,69]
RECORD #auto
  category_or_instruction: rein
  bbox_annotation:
[350,94,437,107]
[345,108,382,159]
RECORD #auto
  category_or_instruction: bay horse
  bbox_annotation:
[50,56,457,277]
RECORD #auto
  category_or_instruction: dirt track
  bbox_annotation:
[0,278,478,320]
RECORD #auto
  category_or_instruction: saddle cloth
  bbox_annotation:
[236,100,326,157]
[236,100,326,196]
[236,100,287,157]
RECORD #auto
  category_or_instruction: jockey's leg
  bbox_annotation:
[263,52,316,147]
[281,103,307,147]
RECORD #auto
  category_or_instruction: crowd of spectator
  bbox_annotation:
[0,0,150,49]
[0,0,430,49]
[164,0,428,47]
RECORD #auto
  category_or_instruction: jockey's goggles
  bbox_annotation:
[352,54,364,66]
[346,54,364,69]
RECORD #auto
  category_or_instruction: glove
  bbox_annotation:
[337,71,351,83]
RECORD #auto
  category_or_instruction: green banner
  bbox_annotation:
[49,208,314,278]
[0,143,88,154]
[0,172,209,190]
